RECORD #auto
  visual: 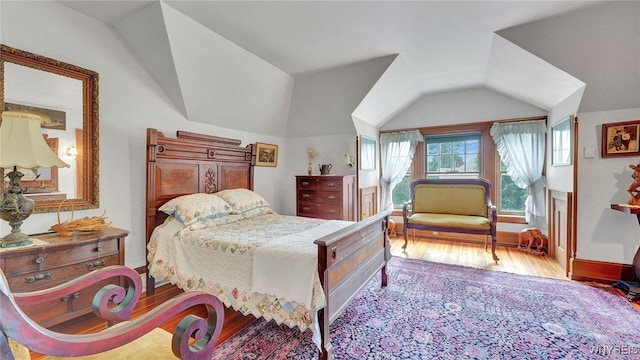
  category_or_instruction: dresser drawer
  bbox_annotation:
[20,278,117,327]
[298,190,342,205]
[298,203,342,219]
[3,237,119,275]
[7,253,121,293]
[297,177,343,191]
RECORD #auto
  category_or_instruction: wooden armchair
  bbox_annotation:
[1,265,224,360]
[402,178,499,263]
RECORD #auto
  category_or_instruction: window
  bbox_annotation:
[497,158,527,214]
[391,171,411,207]
[425,134,481,179]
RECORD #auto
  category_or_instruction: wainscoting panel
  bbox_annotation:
[359,186,377,220]
[549,190,573,277]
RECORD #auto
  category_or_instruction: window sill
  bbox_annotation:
[498,215,527,224]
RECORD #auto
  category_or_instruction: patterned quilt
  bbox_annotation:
[147,211,350,340]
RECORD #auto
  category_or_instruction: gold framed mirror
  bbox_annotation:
[1,44,99,213]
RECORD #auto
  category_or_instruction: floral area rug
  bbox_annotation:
[212,257,640,359]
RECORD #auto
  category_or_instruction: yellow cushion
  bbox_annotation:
[8,337,30,360]
[408,213,491,231]
[413,184,487,217]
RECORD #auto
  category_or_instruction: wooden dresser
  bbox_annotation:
[296,175,355,221]
[0,227,128,327]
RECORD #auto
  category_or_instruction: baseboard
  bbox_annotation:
[570,258,635,283]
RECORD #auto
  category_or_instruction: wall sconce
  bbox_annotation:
[66,146,78,157]
[344,153,355,167]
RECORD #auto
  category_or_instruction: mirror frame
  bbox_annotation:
[1,44,99,213]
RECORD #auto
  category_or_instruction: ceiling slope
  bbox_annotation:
[114,1,294,136]
[287,55,396,137]
[115,2,187,117]
[497,0,640,113]
[485,34,585,110]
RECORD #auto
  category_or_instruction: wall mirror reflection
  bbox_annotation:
[1,44,99,212]
[551,115,573,166]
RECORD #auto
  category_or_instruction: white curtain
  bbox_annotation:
[379,130,423,211]
[490,120,547,232]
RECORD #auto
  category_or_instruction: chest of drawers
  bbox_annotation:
[0,227,128,327]
[296,175,355,221]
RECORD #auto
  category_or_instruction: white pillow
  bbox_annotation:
[215,188,270,213]
[159,193,233,225]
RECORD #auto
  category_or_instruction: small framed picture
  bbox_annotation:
[602,120,640,158]
[255,142,278,167]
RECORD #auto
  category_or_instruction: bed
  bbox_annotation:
[145,128,390,360]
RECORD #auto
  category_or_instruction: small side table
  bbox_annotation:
[610,204,640,302]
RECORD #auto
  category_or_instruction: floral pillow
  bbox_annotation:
[159,193,233,225]
[215,188,271,214]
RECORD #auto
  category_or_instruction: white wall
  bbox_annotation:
[1,2,286,269]
[576,107,640,264]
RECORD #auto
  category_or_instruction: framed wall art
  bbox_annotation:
[255,142,278,167]
[601,120,640,158]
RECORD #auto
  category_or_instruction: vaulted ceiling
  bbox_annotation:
[59,1,639,137]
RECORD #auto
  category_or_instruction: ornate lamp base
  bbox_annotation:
[1,223,32,248]
[1,168,35,248]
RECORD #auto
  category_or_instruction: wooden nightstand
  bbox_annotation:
[0,227,129,327]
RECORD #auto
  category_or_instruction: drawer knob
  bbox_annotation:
[327,195,336,200]
[302,194,311,198]
[25,272,51,284]
[302,207,310,212]
[327,183,336,187]
[62,292,80,302]
[328,209,336,214]
[301,181,310,186]
[34,256,44,264]
[86,260,105,271]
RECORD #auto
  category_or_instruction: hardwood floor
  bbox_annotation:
[29,235,631,359]
[390,235,568,280]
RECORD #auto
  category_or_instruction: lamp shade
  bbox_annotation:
[0,111,69,169]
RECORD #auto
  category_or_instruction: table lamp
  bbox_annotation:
[0,110,70,248]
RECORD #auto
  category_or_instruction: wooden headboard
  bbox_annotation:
[145,128,254,293]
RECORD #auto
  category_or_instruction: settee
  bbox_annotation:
[402,178,499,263]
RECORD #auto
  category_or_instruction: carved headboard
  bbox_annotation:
[145,128,254,290]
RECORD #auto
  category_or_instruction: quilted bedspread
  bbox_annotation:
[147,211,352,341]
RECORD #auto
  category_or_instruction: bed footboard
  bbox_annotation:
[314,211,390,360]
